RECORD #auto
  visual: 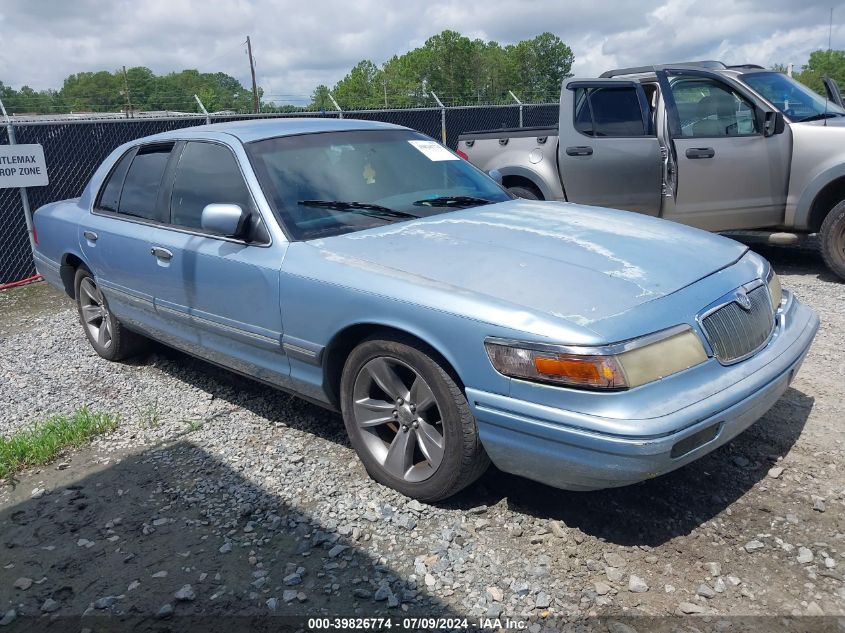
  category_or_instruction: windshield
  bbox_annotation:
[740,71,845,121]
[246,129,511,240]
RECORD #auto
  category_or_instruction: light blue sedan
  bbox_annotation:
[32,119,819,501]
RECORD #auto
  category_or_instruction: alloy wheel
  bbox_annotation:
[352,356,445,482]
[79,277,113,350]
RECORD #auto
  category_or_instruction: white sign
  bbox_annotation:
[0,144,49,188]
[408,139,459,161]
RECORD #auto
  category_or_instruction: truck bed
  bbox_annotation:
[457,127,564,201]
[458,126,558,141]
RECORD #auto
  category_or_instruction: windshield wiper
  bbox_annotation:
[413,195,495,208]
[797,112,843,122]
[298,200,418,219]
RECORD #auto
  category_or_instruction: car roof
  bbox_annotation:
[145,117,408,144]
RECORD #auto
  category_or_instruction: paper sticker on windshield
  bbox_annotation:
[408,140,459,161]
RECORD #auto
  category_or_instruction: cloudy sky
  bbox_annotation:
[1,0,843,105]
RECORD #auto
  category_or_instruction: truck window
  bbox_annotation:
[670,78,757,137]
[117,144,173,222]
[573,87,648,137]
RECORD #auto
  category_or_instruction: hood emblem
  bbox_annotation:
[734,289,752,311]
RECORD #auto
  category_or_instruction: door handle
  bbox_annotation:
[82,230,98,242]
[150,247,173,260]
[565,146,594,156]
[685,147,715,159]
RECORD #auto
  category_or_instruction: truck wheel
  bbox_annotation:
[820,200,845,281]
[340,335,489,502]
[74,267,147,361]
[507,185,541,200]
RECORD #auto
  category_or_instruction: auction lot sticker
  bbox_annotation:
[0,144,49,187]
[408,139,459,161]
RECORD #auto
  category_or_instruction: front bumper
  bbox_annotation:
[467,294,819,491]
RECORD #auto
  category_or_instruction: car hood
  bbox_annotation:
[309,200,748,329]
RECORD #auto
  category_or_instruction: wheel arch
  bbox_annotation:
[807,174,845,233]
[502,175,544,199]
[59,252,87,299]
[322,322,465,409]
[496,165,560,200]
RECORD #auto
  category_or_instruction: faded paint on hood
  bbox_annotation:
[310,200,747,327]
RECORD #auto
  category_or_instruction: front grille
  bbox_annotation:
[701,285,775,363]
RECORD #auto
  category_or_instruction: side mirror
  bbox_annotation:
[487,169,504,185]
[762,110,785,137]
[201,203,249,238]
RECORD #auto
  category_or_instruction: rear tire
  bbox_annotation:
[507,185,541,200]
[820,200,845,282]
[340,335,489,502]
[74,267,147,361]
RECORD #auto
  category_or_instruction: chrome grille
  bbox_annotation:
[701,285,775,364]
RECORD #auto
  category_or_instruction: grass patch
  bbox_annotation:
[137,399,161,429]
[0,407,118,479]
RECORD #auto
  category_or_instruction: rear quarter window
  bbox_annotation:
[97,150,134,212]
[116,144,173,222]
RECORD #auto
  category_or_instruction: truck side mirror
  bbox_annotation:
[762,110,785,137]
[487,169,503,185]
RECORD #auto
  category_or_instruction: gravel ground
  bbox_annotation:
[0,244,843,628]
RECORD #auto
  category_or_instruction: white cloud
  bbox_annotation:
[0,0,843,105]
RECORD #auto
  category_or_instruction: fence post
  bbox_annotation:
[430,91,446,145]
[328,92,343,119]
[0,97,37,252]
[509,90,523,128]
[193,94,211,125]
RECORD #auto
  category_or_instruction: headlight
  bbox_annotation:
[485,326,708,390]
[767,268,783,311]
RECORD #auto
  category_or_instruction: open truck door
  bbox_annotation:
[655,68,791,231]
[558,78,663,215]
[823,76,844,108]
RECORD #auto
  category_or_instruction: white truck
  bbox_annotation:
[457,61,845,280]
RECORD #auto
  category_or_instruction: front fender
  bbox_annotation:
[497,164,564,201]
[790,160,845,230]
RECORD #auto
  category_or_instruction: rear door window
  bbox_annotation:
[117,144,173,222]
[574,86,649,136]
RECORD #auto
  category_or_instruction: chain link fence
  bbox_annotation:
[0,103,559,286]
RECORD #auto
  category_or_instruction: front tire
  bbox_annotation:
[820,200,845,281]
[74,267,146,361]
[340,336,489,502]
[507,185,541,200]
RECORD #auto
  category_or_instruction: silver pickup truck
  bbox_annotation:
[458,61,845,280]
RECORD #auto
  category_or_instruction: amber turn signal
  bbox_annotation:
[533,354,625,388]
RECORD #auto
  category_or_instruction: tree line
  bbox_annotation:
[0,30,573,115]
[0,68,257,115]
[309,30,574,110]
[1,31,843,116]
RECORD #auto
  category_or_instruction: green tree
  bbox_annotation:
[505,33,574,102]
[309,84,333,111]
[60,71,123,112]
[331,60,384,109]
[309,30,576,109]
[794,49,845,95]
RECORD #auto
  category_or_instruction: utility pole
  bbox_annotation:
[121,65,132,118]
[247,36,259,113]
